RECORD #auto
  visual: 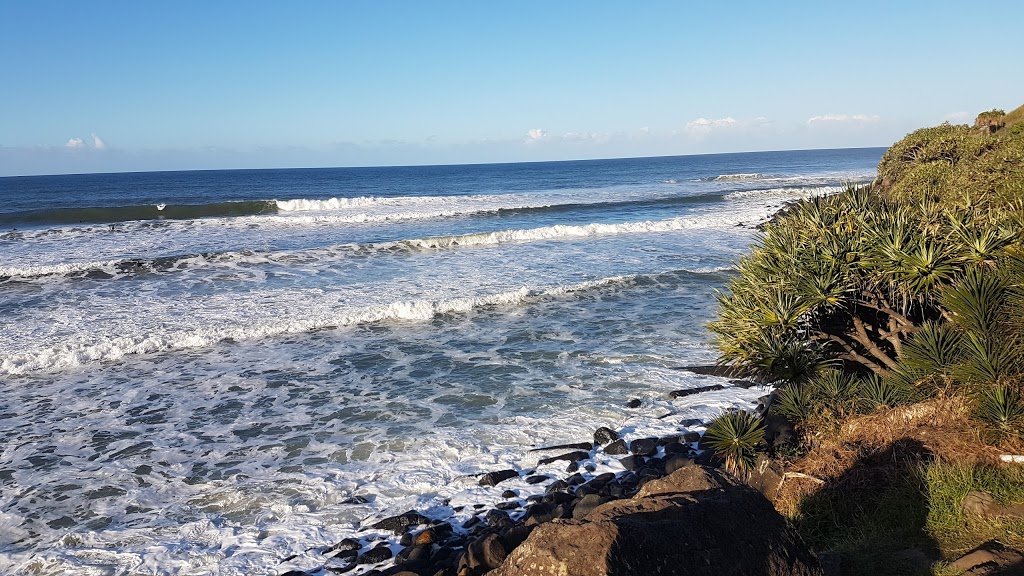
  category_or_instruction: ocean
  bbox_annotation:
[0,148,884,574]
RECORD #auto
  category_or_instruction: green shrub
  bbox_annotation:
[704,410,765,476]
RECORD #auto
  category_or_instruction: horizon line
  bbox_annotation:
[0,145,889,180]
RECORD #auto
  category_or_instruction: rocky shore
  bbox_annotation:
[275,371,818,576]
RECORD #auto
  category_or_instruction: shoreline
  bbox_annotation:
[272,370,770,575]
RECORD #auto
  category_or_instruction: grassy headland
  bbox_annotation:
[705,105,1024,575]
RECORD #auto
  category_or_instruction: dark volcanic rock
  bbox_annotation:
[665,455,694,475]
[593,427,619,445]
[603,439,628,455]
[464,533,508,573]
[501,489,517,499]
[545,479,568,493]
[681,431,702,443]
[395,543,432,566]
[668,384,725,399]
[356,544,393,564]
[478,469,519,487]
[571,493,608,520]
[619,455,644,471]
[525,474,549,484]
[529,442,593,452]
[489,463,822,576]
[325,537,361,557]
[625,398,641,408]
[629,437,658,457]
[537,451,590,466]
[371,510,429,533]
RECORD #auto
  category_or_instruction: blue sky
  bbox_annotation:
[1,1,1022,175]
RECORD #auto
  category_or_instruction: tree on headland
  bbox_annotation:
[708,105,1024,443]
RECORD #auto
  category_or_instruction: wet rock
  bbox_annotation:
[465,533,508,573]
[525,494,544,503]
[399,532,414,547]
[537,451,590,466]
[545,479,568,493]
[371,510,429,533]
[544,491,574,506]
[500,524,534,551]
[501,489,517,499]
[494,500,521,511]
[665,455,694,475]
[582,472,615,492]
[571,493,608,520]
[324,537,362,557]
[484,509,512,528]
[341,495,371,505]
[489,464,822,576]
[679,418,703,427]
[478,469,519,487]
[619,455,643,471]
[668,384,725,399]
[681,431,701,443]
[565,460,579,473]
[415,528,438,545]
[395,543,432,566]
[461,516,481,530]
[524,474,549,484]
[603,439,628,455]
[593,427,619,445]
[356,544,393,564]
[663,442,690,456]
[565,473,585,486]
[529,442,593,452]
[625,398,641,408]
[629,437,658,457]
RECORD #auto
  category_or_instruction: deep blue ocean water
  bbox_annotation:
[0,148,883,574]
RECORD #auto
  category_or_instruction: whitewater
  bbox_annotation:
[0,149,883,574]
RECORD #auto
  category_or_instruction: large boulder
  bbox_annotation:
[487,464,821,576]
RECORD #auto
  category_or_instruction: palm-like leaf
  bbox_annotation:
[775,383,818,425]
[901,321,964,374]
[941,268,1009,335]
[975,385,1024,439]
[704,410,765,476]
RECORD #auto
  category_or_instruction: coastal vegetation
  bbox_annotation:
[706,105,1024,575]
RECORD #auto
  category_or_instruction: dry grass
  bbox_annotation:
[778,396,1004,509]
[772,396,1024,575]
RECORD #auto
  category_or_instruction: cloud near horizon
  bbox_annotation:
[806,114,881,127]
[65,134,109,151]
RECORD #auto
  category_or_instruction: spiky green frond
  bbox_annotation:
[901,321,964,374]
[704,410,765,476]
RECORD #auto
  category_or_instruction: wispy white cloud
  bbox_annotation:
[65,137,85,149]
[941,111,971,124]
[684,116,737,136]
[92,133,107,150]
[806,114,880,126]
[525,128,547,142]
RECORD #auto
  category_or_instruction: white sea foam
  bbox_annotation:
[0,212,750,281]
[714,172,766,181]
[723,185,846,200]
[0,275,646,375]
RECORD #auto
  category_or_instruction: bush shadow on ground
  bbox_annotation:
[793,438,941,576]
